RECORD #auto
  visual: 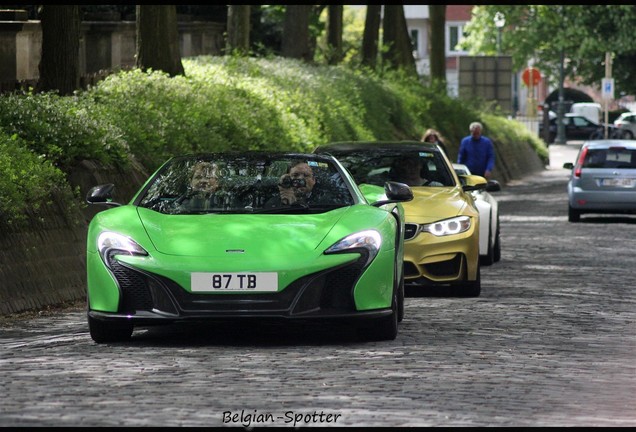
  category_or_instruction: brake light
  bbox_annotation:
[574,147,588,178]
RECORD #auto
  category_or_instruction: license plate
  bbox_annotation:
[191,272,278,292]
[600,178,635,187]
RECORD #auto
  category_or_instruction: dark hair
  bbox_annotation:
[421,128,444,143]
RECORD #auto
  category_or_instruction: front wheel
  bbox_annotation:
[357,293,398,342]
[455,264,481,297]
[480,214,495,266]
[622,130,634,140]
[88,315,133,343]
[493,220,501,263]
[589,130,603,140]
[397,276,405,323]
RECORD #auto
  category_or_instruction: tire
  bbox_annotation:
[88,315,133,343]
[589,130,603,140]
[568,205,581,223]
[623,130,634,140]
[610,129,624,139]
[397,275,405,323]
[357,293,398,342]
[493,223,501,263]
[456,264,481,298]
[548,132,556,144]
[480,214,495,266]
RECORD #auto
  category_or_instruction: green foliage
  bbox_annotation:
[0,55,545,225]
[461,5,636,95]
[315,5,366,66]
[0,133,79,228]
[0,90,129,171]
[85,56,434,171]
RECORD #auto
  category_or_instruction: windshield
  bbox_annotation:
[583,147,636,169]
[327,148,456,187]
[136,154,356,215]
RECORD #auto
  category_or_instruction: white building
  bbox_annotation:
[403,5,473,97]
[347,5,551,117]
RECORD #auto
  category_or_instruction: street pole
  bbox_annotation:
[604,52,611,139]
[494,12,505,56]
[555,48,566,145]
[493,12,505,115]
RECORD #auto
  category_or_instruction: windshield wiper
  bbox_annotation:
[251,204,344,214]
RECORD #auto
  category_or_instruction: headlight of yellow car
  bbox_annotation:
[420,216,471,236]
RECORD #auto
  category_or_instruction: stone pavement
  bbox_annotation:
[0,143,635,427]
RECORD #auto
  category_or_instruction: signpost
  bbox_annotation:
[522,67,541,116]
[602,53,613,139]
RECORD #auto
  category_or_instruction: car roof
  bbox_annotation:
[314,140,441,154]
[171,151,339,163]
[581,139,636,149]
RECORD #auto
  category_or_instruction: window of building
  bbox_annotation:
[447,24,468,55]
[410,29,419,51]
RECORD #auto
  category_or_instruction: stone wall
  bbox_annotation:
[0,15,225,84]
[491,138,547,184]
[0,159,148,316]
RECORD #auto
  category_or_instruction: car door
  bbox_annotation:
[567,116,598,140]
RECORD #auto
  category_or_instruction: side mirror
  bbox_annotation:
[462,174,488,192]
[86,184,121,207]
[563,162,574,169]
[372,181,414,207]
[485,179,501,192]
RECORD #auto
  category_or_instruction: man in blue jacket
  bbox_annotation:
[458,121,495,179]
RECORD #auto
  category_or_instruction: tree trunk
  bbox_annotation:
[226,5,250,56]
[382,5,418,76]
[361,5,381,69]
[327,5,343,65]
[429,5,447,86]
[37,5,80,95]
[136,5,185,77]
[281,5,312,61]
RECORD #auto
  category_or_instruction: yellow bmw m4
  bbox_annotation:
[314,141,487,297]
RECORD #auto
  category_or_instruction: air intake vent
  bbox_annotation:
[404,223,419,240]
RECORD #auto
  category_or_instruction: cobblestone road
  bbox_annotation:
[1,143,635,427]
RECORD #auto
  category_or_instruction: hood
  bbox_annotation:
[401,187,469,220]
[136,207,346,257]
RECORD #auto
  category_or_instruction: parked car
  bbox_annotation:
[453,163,501,265]
[313,141,486,297]
[563,140,636,222]
[85,152,414,343]
[540,113,621,144]
[613,111,636,140]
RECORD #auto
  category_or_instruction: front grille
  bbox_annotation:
[106,254,364,317]
[403,261,420,278]
[404,223,419,240]
[423,254,462,277]
[108,252,153,313]
[404,254,464,281]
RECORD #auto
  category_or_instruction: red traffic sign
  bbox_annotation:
[522,67,541,86]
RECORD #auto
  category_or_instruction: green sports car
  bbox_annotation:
[85,152,413,343]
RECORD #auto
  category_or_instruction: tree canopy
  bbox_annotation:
[460,5,636,97]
